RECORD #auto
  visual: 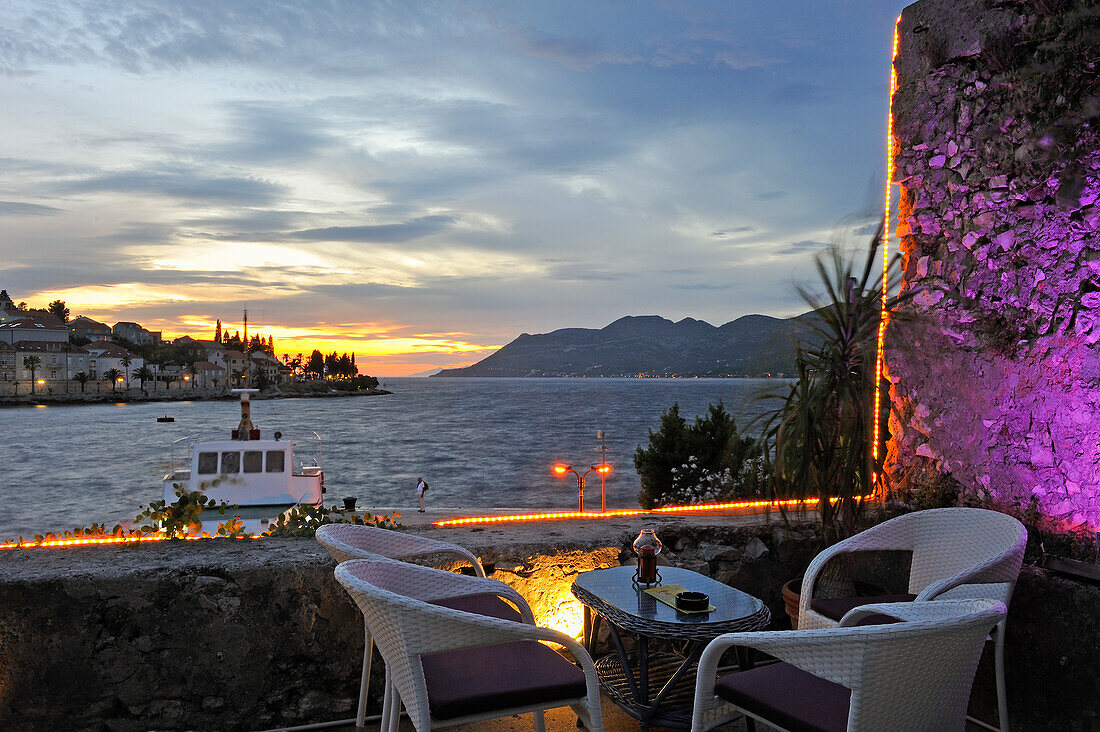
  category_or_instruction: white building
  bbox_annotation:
[84,342,143,386]
[0,313,68,345]
[13,341,90,382]
[113,321,162,346]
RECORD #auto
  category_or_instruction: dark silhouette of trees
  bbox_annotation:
[23,355,42,394]
[104,368,122,392]
[73,371,90,393]
[47,300,69,322]
[214,319,222,343]
[134,365,153,390]
[307,350,324,379]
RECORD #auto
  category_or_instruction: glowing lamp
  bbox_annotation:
[596,464,611,475]
[183,375,190,381]
[116,377,125,382]
[36,379,45,385]
[552,464,570,475]
[632,528,663,586]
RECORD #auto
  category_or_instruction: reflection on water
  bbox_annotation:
[0,377,780,537]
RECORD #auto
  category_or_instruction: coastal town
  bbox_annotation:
[0,289,370,400]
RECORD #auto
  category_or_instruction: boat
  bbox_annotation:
[162,389,325,513]
[157,415,175,423]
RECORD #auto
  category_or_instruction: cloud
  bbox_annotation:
[0,201,62,215]
[290,215,456,243]
[60,167,285,206]
[513,29,639,69]
[710,226,755,239]
[780,239,829,255]
[212,102,336,164]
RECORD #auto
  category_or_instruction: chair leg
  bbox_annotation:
[357,630,374,728]
[387,685,402,732]
[534,709,546,732]
[380,669,392,731]
[994,624,1009,732]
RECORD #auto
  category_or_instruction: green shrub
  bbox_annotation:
[634,402,769,508]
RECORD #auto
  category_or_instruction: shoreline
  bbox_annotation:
[0,387,391,409]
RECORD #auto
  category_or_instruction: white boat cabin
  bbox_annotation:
[162,390,324,509]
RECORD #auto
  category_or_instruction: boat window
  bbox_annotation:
[221,451,240,474]
[243,451,263,473]
[197,452,218,474]
[265,450,285,473]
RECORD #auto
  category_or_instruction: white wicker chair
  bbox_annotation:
[316,523,486,575]
[691,599,1007,732]
[798,507,1026,731]
[316,524,496,728]
[335,556,604,732]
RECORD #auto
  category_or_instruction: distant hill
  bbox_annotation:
[433,313,814,378]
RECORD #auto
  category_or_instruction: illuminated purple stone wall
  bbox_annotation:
[886,0,1099,531]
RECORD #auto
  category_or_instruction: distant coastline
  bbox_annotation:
[433,313,809,379]
[0,387,391,408]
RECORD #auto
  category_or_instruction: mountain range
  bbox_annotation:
[433,313,813,378]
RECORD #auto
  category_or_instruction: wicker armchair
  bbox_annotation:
[316,523,486,575]
[316,524,499,728]
[336,556,604,732]
[691,599,1007,732]
[797,508,1026,731]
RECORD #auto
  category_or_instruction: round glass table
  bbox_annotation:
[572,565,771,729]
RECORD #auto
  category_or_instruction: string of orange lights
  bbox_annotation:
[0,533,260,550]
[431,497,840,527]
[873,16,901,467]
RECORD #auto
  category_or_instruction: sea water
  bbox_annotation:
[0,377,782,538]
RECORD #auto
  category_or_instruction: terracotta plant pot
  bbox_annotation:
[781,578,803,629]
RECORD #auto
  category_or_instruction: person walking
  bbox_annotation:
[416,476,428,512]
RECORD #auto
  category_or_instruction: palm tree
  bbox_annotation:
[134,365,153,391]
[23,355,41,395]
[763,227,907,543]
[104,368,122,392]
[73,371,90,393]
[121,354,132,391]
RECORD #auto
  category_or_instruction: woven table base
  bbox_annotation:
[594,651,697,727]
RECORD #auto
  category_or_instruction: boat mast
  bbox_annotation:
[243,307,250,388]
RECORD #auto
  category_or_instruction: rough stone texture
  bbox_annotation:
[0,519,809,731]
[1,521,1096,730]
[887,0,1100,531]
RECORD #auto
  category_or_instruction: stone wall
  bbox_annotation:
[1,523,1097,730]
[887,0,1100,531]
[0,521,811,731]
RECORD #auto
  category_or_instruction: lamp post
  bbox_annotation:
[552,462,612,512]
[593,431,611,512]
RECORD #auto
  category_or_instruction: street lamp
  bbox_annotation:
[552,462,612,512]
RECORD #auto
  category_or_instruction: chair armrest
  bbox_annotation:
[838,599,1006,627]
[339,559,535,623]
[914,536,1025,601]
[799,531,912,615]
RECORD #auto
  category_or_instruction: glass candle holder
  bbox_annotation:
[633,528,663,586]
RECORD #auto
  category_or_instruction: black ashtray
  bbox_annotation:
[675,591,709,611]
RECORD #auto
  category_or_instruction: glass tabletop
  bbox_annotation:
[573,565,766,627]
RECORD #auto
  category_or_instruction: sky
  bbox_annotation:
[0,0,904,375]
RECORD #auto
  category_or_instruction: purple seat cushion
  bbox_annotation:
[421,640,588,720]
[431,593,524,622]
[715,662,851,732]
[810,593,917,622]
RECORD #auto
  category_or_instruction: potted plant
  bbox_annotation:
[762,227,904,627]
